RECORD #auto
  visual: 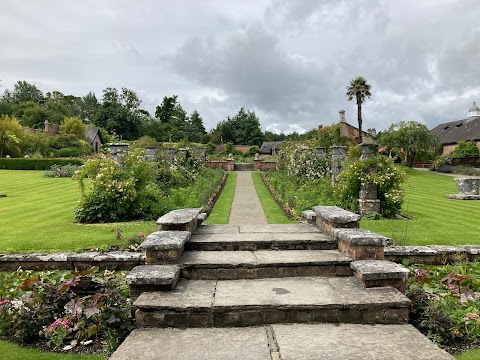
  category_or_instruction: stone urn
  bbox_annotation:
[455,178,480,195]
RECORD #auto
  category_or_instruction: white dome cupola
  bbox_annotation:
[468,102,480,119]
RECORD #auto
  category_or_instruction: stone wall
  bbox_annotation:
[254,160,277,171]
[203,160,235,171]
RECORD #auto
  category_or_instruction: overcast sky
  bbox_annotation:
[1,0,479,133]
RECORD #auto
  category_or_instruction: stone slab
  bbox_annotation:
[333,228,392,246]
[351,260,410,281]
[195,225,240,234]
[190,233,275,243]
[180,250,350,268]
[157,208,201,226]
[326,277,409,307]
[180,251,258,268]
[446,194,480,200]
[385,246,437,256]
[239,224,321,233]
[134,279,216,310]
[253,250,351,266]
[313,206,361,223]
[126,265,180,286]
[273,323,454,360]
[301,210,316,220]
[110,327,271,360]
[140,231,190,250]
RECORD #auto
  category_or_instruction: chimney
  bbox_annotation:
[339,110,346,123]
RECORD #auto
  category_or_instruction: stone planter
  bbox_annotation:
[455,178,480,195]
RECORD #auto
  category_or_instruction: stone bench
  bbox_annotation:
[333,228,392,260]
[140,231,191,264]
[313,206,361,236]
[351,260,410,293]
[126,265,181,302]
[157,208,202,232]
[301,210,316,225]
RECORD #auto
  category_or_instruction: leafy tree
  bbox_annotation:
[0,99,13,116]
[93,101,139,140]
[264,131,287,142]
[10,81,44,103]
[79,92,99,123]
[232,108,263,146]
[210,108,264,146]
[346,76,372,144]
[0,115,25,157]
[185,110,207,143]
[378,121,440,167]
[450,141,480,158]
[152,95,188,142]
[13,101,49,128]
[310,124,352,149]
[60,117,87,139]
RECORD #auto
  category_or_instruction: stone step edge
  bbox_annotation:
[350,260,410,293]
[135,304,409,327]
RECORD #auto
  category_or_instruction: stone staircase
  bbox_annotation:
[126,207,411,328]
[111,207,455,359]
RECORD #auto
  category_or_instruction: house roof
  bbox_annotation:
[85,127,103,144]
[430,117,480,145]
[260,141,283,154]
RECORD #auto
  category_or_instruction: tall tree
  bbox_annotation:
[10,81,44,103]
[378,121,440,167]
[346,76,371,144]
[186,110,207,143]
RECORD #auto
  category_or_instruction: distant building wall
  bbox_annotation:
[215,145,251,154]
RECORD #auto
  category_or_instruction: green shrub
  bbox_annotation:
[206,142,216,155]
[0,268,132,353]
[43,164,80,178]
[334,156,406,218]
[450,141,480,158]
[277,142,330,182]
[0,158,84,170]
[74,151,163,223]
[247,145,260,157]
[57,147,81,157]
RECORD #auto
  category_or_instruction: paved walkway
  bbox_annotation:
[414,167,479,178]
[228,171,268,225]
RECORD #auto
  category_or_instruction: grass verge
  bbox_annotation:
[205,172,237,224]
[455,349,480,359]
[361,168,480,246]
[0,170,156,253]
[251,172,297,224]
[0,340,104,360]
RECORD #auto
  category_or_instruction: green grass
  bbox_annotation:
[205,172,237,224]
[0,170,156,253]
[455,349,480,359]
[361,168,480,246]
[0,340,104,360]
[252,172,297,224]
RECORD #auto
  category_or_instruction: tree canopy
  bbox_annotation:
[378,121,439,167]
[346,76,371,144]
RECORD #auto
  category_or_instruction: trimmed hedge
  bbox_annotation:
[0,158,84,170]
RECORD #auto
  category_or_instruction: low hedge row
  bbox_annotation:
[0,158,84,170]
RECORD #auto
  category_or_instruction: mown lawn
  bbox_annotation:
[252,172,297,224]
[0,340,104,360]
[205,172,237,224]
[0,170,156,253]
[361,168,480,246]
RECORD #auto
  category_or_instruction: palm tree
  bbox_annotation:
[346,76,372,144]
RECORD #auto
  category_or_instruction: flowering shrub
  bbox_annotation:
[0,267,132,353]
[74,150,163,223]
[43,164,80,178]
[278,142,330,182]
[407,261,480,346]
[334,156,406,218]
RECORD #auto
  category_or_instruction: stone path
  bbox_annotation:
[228,171,268,225]
[112,324,454,360]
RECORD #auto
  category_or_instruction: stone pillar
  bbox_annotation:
[164,148,176,165]
[315,147,327,160]
[193,147,207,161]
[358,143,381,215]
[331,146,347,186]
[359,143,379,160]
[144,147,159,162]
[254,159,262,171]
[455,178,480,195]
[109,143,129,165]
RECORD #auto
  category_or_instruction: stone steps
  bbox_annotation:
[133,276,410,328]
[185,232,337,251]
[179,250,352,279]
